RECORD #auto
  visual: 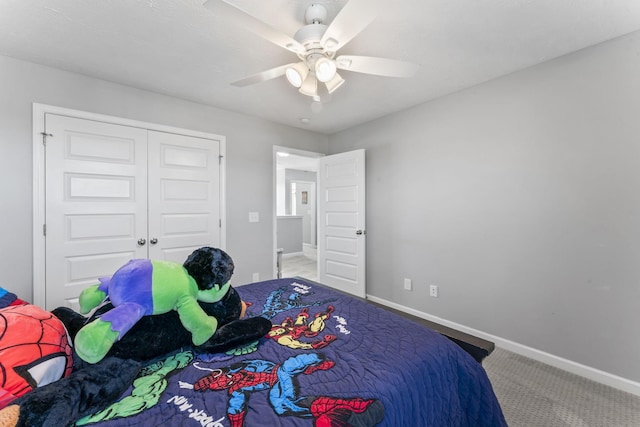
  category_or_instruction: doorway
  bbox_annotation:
[273,147,367,297]
[274,147,322,281]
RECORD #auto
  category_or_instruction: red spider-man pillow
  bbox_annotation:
[0,304,74,409]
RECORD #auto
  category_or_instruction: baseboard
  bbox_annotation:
[281,251,304,258]
[366,294,640,397]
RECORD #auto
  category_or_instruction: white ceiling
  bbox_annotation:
[1,0,639,135]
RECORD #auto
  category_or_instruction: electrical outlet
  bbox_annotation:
[429,285,439,298]
[249,212,259,223]
[252,272,260,282]
[404,278,412,291]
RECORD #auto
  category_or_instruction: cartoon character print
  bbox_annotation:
[76,351,194,425]
[253,286,335,320]
[267,306,337,350]
[75,339,264,425]
[180,353,384,427]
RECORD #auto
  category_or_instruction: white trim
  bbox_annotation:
[366,294,640,397]
[32,105,47,308]
[272,147,278,279]
[32,103,227,308]
[219,137,227,250]
[282,252,305,258]
[33,104,224,140]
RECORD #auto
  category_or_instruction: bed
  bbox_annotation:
[70,277,506,427]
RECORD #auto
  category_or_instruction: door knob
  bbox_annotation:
[150,238,158,245]
[356,229,365,235]
[137,238,146,246]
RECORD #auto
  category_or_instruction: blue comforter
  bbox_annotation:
[78,278,507,426]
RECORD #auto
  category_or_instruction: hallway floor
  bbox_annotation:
[280,246,317,281]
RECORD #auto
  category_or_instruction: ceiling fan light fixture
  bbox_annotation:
[315,57,337,83]
[324,72,345,94]
[299,74,318,97]
[285,62,309,88]
[214,0,420,100]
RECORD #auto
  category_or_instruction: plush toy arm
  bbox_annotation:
[79,283,108,315]
[75,303,148,364]
[175,296,219,346]
[195,316,272,355]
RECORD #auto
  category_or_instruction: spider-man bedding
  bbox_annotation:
[72,278,507,427]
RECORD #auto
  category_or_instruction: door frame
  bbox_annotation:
[32,103,227,307]
[272,146,324,278]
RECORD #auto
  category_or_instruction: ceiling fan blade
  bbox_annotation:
[320,0,384,51]
[231,63,295,87]
[203,0,305,54]
[335,55,419,78]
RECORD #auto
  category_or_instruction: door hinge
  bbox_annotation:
[219,155,223,164]
[43,224,46,236]
[40,132,53,145]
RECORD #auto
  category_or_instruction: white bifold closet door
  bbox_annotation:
[44,113,221,310]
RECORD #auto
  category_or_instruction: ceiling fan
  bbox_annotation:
[203,0,419,99]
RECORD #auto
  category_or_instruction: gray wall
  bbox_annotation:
[0,55,328,300]
[276,216,303,254]
[329,31,640,382]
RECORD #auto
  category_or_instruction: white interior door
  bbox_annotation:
[44,114,148,310]
[147,131,221,262]
[318,149,366,298]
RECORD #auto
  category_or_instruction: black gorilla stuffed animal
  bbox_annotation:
[0,247,271,427]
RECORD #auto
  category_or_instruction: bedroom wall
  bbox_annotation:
[0,54,328,302]
[329,31,640,384]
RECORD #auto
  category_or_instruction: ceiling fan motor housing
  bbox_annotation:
[305,4,328,25]
[296,4,334,56]
[294,24,328,50]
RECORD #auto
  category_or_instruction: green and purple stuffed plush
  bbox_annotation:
[0,247,271,427]
[76,253,232,363]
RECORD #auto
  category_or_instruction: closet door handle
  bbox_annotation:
[150,238,158,245]
[137,238,146,246]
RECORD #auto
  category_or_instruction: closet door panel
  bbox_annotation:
[147,131,221,263]
[44,114,148,310]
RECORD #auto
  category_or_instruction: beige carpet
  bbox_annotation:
[484,347,640,427]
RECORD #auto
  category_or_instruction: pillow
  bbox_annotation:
[0,304,73,409]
